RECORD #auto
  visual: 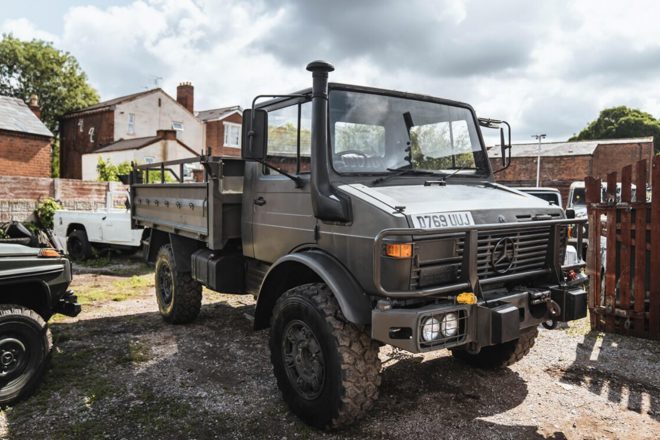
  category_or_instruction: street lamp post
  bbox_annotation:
[532,133,546,187]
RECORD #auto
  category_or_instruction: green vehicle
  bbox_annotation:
[0,242,80,405]
[130,61,587,428]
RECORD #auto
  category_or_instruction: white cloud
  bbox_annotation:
[5,0,660,144]
[1,17,59,43]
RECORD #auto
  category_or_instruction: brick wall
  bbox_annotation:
[591,142,652,181]
[60,110,115,179]
[205,113,242,156]
[0,130,52,178]
[0,175,126,222]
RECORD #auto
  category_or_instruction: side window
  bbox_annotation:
[128,113,135,135]
[265,101,311,175]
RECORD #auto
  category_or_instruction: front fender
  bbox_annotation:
[254,250,372,330]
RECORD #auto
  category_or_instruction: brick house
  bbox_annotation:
[59,84,205,179]
[488,137,654,205]
[60,83,244,179]
[81,129,199,180]
[195,105,243,156]
[0,95,53,177]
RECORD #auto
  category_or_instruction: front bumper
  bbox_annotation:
[54,290,81,317]
[371,286,587,353]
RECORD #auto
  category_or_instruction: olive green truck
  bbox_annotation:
[130,60,587,429]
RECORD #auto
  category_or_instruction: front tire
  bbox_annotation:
[67,230,92,261]
[0,305,52,406]
[154,244,202,324]
[270,283,381,429]
[451,327,538,369]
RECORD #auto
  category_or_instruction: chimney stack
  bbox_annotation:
[176,82,194,113]
[157,129,177,140]
[28,94,41,119]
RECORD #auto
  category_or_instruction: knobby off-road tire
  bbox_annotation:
[154,244,202,324]
[67,229,92,261]
[452,327,539,369]
[0,305,52,406]
[270,283,381,429]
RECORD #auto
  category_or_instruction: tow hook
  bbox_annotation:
[528,290,561,330]
[542,300,562,330]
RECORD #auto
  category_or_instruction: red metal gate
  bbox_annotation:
[586,156,660,340]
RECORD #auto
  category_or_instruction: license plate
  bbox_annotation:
[411,211,475,229]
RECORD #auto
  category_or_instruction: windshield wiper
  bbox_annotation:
[371,167,436,185]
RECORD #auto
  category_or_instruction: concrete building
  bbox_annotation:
[81,129,199,181]
[0,95,53,177]
[488,137,654,205]
[60,84,205,179]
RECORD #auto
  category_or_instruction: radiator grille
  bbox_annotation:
[411,225,553,288]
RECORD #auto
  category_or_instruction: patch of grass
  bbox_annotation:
[564,316,592,336]
[76,274,153,304]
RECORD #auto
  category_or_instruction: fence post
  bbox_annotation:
[634,160,648,337]
[650,156,660,339]
[585,176,602,330]
[619,165,632,332]
[604,172,618,332]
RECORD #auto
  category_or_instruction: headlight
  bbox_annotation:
[441,312,459,337]
[421,317,441,341]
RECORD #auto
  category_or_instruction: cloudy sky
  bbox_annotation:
[3,0,660,143]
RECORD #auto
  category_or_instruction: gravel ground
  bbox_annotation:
[1,261,658,440]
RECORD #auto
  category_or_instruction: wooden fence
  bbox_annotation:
[585,156,660,340]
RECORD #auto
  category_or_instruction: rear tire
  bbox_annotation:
[154,244,201,324]
[0,305,52,406]
[269,283,381,429]
[66,230,92,261]
[451,327,538,369]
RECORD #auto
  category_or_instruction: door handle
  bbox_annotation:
[254,196,266,206]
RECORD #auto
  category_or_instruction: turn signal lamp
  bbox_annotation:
[38,248,61,258]
[385,243,412,258]
[456,292,477,305]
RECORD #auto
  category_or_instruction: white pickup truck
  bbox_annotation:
[53,191,145,260]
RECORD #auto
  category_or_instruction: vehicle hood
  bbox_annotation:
[0,243,40,257]
[344,182,562,223]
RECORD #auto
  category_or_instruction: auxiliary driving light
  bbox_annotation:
[440,312,459,337]
[421,317,441,341]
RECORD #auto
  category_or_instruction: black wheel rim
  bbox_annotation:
[281,319,325,400]
[158,263,174,306]
[0,336,28,380]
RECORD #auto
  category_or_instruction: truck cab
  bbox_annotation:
[130,60,587,429]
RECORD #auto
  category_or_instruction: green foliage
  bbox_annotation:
[51,137,60,178]
[96,157,132,182]
[0,34,99,135]
[34,198,61,229]
[570,106,660,153]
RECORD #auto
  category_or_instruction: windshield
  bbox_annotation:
[329,90,489,175]
[570,188,586,206]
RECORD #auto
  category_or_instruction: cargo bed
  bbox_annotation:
[130,156,244,250]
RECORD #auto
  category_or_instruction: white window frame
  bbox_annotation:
[172,121,184,131]
[223,122,241,148]
[128,113,135,135]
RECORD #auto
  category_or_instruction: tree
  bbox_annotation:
[570,106,660,153]
[96,157,132,182]
[0,34,100,176]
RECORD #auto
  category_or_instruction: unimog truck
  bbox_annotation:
[130,61,587,429]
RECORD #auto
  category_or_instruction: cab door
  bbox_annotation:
[251,100,315,263]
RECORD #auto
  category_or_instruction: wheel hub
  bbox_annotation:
[158,265,173,305]
[282,320,325,400]
[0,337,27,378]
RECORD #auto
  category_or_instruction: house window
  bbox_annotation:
[78,119,84,132]
[172,121,184,131]
[128,113,135,135]
[88,127,95,143]
[144,156,155,164]
[223,122,241,148]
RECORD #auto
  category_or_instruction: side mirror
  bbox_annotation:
[565,208,576,219]
[499,127,511,168]
[241,108,268,161]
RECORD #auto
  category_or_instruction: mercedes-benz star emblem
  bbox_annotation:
[491,237,516,274]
